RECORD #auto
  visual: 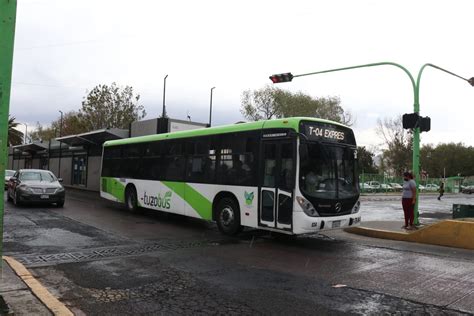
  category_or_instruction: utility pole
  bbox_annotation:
[58,110,63,177]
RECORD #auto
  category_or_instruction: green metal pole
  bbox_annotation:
[0,0,18,262]
[413,63,473,225]
[294,62,417,95]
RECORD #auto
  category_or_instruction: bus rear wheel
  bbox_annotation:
[125,186,139,213]
[216,197,242,236]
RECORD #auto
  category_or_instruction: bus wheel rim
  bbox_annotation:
[221,206,234,226]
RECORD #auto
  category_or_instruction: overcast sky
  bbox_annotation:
[10,0,474,151]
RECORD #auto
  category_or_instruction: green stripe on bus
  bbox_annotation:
[104,117,348,147]
[163,181,212,220]
[101,177,125,202]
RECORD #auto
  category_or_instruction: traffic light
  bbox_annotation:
[269,72,294,83]
[402,113,419,129]
[402,113,431,132]
[419,116,431,132]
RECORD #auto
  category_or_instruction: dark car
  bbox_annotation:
[7,169,65,207]
[462,185,474,194]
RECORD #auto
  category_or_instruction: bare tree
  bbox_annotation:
[376,115,412,176]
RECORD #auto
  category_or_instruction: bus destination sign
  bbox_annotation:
[301,122,355,145]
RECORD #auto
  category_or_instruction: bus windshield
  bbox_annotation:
[299,142,358,200]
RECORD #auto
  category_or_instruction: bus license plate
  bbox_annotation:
[40,194,49,199]
[332,220,341,228]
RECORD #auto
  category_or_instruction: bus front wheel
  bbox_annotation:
[125,186,139,213]
[216,197,242,236]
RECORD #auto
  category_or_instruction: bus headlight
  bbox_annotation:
[296,196,319,217]
[351,200,361,214]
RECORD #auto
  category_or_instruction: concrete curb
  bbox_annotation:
[345,219,474,250]
[3,256,74,316]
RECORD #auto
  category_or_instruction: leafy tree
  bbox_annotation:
[376,115,412,177]
[421,143,474,178]
[240,85,353,125]
[276,90,353,125]
[8,116,24,146]
[29,111,88,141]
[80,83,146,130]
[240,85,279,121]
[28,122,56,142]
[357,146,378,174]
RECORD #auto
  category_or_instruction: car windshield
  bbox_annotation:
[5,170,15,177]
[19,171,56,182]
[299,142,358,199]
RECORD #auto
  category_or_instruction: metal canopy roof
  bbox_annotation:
[56,128,129,146]
[12,142,48,153]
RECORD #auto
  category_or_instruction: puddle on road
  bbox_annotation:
[360,195,474,222]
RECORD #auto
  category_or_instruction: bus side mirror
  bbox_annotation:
[299,143,308,160]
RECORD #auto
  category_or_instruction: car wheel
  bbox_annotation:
[56,200,65,208]
[215,197,242,236]
[125,185,139,213]
[13,191,21,206]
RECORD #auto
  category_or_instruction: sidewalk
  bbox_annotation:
[1,257,73,316]
[345,219,474,250]
[1,258,51,315]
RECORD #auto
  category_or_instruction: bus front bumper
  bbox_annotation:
[292,211,361,235]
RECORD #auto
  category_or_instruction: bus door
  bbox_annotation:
[259,140,294,231]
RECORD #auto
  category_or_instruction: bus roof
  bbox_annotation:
[104,117,349,147]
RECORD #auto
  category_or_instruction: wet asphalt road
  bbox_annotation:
[3,190,474,315]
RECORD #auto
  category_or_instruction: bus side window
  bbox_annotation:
[142,141,161,180]
[263,144,277,187]
[163,141,185,181]
[279,143,294,190]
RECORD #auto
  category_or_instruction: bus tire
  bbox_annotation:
[215,197,242,236]
[125,185,139,213]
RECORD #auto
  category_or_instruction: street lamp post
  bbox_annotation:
[270,62,473,225]
[58,110,63,178]
[162,74,168,118]
[209,87,215,127]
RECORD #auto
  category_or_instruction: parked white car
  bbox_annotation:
[424,184,440,192]
[360,182,375,192]
[379,183,394,192]
[366,181,393,192]
[390,183,403,192]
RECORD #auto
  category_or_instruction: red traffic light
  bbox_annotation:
[269,72,294,83]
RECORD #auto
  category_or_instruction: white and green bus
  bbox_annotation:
[100,117,361,235]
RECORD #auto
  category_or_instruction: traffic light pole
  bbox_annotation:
[0,0,18,270]
[272,62,473,226]
[413,63,473,224]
